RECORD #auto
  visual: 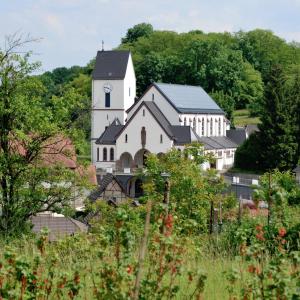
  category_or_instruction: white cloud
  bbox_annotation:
[44,14,64,36]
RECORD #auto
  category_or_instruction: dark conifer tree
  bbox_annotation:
[257,65,298,170]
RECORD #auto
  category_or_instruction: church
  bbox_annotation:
[91,50,239,199]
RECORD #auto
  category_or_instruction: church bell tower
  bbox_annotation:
[91,50,136,165]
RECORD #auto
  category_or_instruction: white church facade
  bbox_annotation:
[91,50,238,176]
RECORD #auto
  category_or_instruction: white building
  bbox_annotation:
[91,50,239,198]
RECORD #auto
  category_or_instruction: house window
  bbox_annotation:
[141,127,146,147]
[202,118,204,136]
[218,118,221,136]
[184,118,186,126]
[103,148,107,161]
[105,93,110,108]
[125,134,128,143]
[218,151,222,157]
[152,93,154,100]
[143,109,145,116]
[97,148,100,161]
[193,117,196,129]
[110,148,114,161]
[160,134,163,143]
[210,118,213,135]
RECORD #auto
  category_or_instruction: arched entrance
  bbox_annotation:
[134,149,150,168]
[134,178,144,198]
[127,177,144,198]
[119,152,133,169]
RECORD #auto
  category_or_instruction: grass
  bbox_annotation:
[0,233,243,299]
[233,109,260,127]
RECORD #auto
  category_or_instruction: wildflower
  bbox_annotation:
[126,265,133,274]
[255,224,263,232]
[255,232,265,241]
[165,214,174,229]
[255,267,261,275]
[278,227,286,237]
[248,265,255,273]
[74,273,80,285]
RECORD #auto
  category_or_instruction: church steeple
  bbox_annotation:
[91,50,136,165]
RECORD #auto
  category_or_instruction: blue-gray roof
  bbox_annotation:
[199,136,238,150]
[154,83,224,114]
[92,50,130,80]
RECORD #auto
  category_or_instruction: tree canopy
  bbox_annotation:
[0,35,88,235]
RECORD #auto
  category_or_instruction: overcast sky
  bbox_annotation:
[0,0,299,72]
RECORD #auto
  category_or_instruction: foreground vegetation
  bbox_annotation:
[1,149,299,299]
[0,206,299,299]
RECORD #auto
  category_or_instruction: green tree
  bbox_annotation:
[235,66,299,172]
[235,29,299,81]
[0,35,87,235]
[135,52,166,95]
[122,23,153,44]
[210,90,235,125]
[257,65,298,170]
[237,62,264,114]
[144,145,229,234]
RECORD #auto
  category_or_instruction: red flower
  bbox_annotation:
[164,214,174,229]
[126,265,133,274]
[278,227,286,237]
[255,224,263,232]
[248,265,255,273]
[256,232,265,241]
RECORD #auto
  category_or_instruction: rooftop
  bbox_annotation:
[92,50,130,80]
[154,82,224,114]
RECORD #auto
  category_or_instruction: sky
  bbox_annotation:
[0,0,299,72]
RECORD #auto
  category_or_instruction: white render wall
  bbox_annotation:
[91,54,136,165]
[127,86,180,124]
[93,145,116,170]
[123,54,136,110]
[127,85,226,137]
[180,114,226,137]
[116,104,173,160]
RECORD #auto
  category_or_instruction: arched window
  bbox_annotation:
[125,134,128,143]
[193,117,196,129]
[97,148,100,161]
[105,93,110,107]
[202,118,205,136]
[103,148,107,161]
[184,118,186,126]
[218,118,221,136]
[110,148,114,161]
[160,134,163,143]
[210,117,213,136]
[141,127,146,147]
